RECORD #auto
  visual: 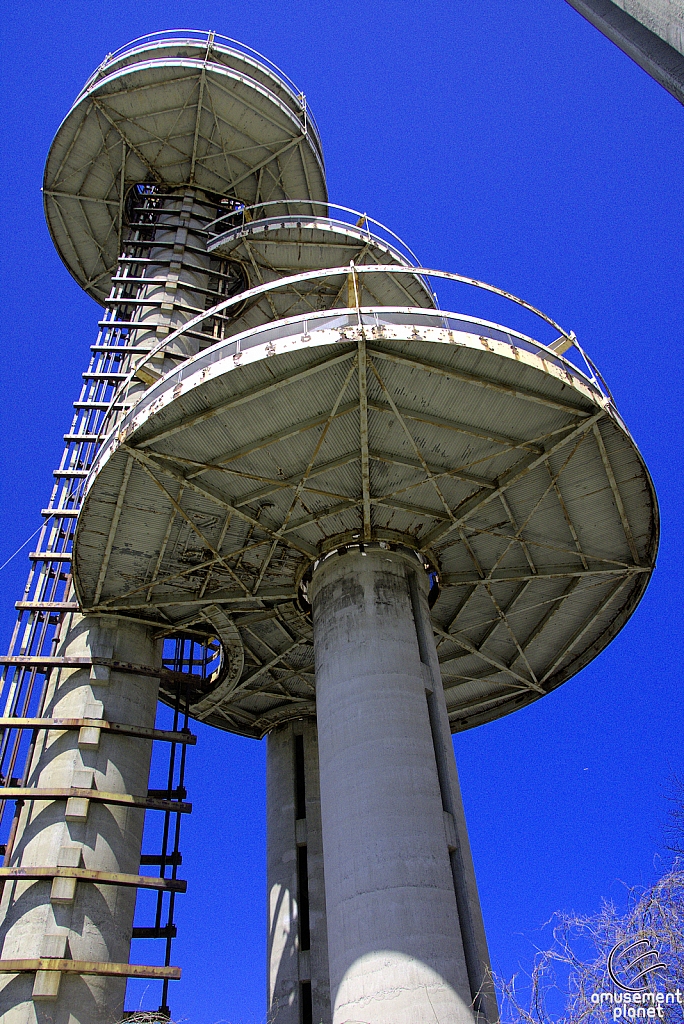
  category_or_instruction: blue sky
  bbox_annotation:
[0,2,682,1021]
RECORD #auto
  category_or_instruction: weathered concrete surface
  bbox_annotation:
[415,583,499,1024]
[614,0,684,51]
[310,545,494,1024]
[0,614,160,1024]
[267,720,330,1024]
[564,0,684,104]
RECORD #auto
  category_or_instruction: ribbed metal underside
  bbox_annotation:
[73,318,658,737]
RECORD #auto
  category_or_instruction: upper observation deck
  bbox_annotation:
[43,31,327,303]
[77,30,324,153]
[71,266,658,736]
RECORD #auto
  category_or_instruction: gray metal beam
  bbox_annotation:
[564,0,684,105]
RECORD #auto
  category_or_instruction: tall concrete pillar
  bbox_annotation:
[267,720,330,1024]
[0,613,160,1023]
[309,544,495,1024]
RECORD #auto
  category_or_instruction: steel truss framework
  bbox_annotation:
[71,266,658,739]
[0,253,658,1019]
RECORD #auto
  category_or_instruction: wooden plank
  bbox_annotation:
[14,602,78,612]
[0,959,181,979]
[0,788,191,814]
[28,552,72,562]
[0,657,96,667]
[0,866,186,892]
[0,718,196,745]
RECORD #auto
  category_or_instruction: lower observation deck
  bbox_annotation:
[72,275,658,737]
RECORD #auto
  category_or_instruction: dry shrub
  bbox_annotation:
[499,863,684,1024]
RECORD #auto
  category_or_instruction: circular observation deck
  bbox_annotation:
[202,201,435,337]
[43,31,327,304]
[78,30,324,156]
[72,268,658,737]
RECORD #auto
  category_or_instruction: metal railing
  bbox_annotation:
[80,29,322,148]
[92,262,616,456]
[205,200,424,270]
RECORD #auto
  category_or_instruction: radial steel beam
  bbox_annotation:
[539,575,631,683]
[93,455,133,604]
[592,421,640,564]
[432,623,542,692]
[91,99,163,182]
[499,493,537,574]
[124,446,318,559]
[253,359,358,592]
[368,345,590,417]
[458,524,638,569]
[423,411,604,547]
[544,460,590,570]
[358,336,372,540]
[94,585,299,613]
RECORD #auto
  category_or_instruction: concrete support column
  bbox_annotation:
[408,567,499,1024]
[0,613,160,1024]
[267,719,330,1024]
[310,544,492,1024]
[119,188,228,406]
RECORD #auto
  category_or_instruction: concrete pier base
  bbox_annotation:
[0,614,160,1024]
[309,544,496,1024]
[267,720,330,1024]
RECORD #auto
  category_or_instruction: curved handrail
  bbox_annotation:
[206,200,422,269]
[96,262,602,443]
[208,215,435,301]
[143,307,597,392]
[84,30,321,142]
[87,308,612,489]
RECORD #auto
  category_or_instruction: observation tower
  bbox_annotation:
[0,29,658,1024]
